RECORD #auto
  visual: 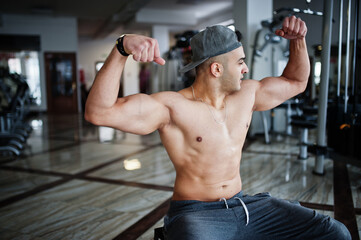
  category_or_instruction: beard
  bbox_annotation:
[221,76,241,93]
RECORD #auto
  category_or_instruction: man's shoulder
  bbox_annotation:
[150,90,188,105]
[232,79,259,97]
[241,79,259,87]
[151,90,186,98]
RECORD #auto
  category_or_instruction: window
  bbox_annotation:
[1,51,42,105]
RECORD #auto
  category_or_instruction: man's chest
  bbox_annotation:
[169,101,253,145]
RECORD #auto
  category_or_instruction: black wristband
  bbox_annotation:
[116,34,130,56]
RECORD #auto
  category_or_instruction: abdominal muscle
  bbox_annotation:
[172,173,243,202]
[170,152,243,202]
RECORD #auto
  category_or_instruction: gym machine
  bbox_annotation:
[250,0,323,145]
[314,0,360,175]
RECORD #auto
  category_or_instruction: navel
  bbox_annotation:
[196,137,202,142]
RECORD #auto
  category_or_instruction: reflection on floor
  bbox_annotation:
[0,114,360,239]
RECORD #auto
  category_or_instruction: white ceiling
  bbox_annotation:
[1,0,233,38]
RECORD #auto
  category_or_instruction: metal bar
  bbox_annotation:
[344,0,352,113]
[261,111,270,144]
[299,128,308,159]
[314,0,333,175]
[337,0,344,97]
[351,0,359,97]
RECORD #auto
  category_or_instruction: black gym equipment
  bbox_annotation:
[314,0,360,175]
[0,66,33,157]
[327,0,360,160]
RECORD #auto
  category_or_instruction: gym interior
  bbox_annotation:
[0,0,360,239]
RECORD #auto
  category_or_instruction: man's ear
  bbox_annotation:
[210,62,223,77]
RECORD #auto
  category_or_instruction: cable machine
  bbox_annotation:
[322,0,361,172]
[250,0,323,144]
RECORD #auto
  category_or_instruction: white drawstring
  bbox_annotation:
[235,197,249,226]
[219,197,229,209]
[219,197,249,226]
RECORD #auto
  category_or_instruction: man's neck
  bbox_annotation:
[192,78,227,109]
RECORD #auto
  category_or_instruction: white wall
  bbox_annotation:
[78,36,115,91]
[124,58,140,96]
[150,25,169,93]
[233,0,273,73]
[0,14,78,112]
[78,33,144,98]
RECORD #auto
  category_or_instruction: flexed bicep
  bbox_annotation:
[85,33,168,133]
[89,93,170,135]
[253,76,303,111]
[254,16,309,111]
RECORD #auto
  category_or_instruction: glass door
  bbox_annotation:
[45,52,78,113]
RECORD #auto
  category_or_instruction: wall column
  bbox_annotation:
[151,25,169,93]
[233,0,273,71]
[234,0,273,136]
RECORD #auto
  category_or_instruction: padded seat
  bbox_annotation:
[302,106,318,115]
[291,119,317,129]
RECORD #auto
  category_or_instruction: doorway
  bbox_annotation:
[45,52,78,113]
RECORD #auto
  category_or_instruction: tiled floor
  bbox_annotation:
[0,113,360,239]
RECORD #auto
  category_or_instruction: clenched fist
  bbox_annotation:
[123,34,166,65]
[275,16,307,40]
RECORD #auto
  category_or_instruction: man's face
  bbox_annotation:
[220,47,248,93]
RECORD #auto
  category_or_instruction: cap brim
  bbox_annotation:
[179,58,209,73]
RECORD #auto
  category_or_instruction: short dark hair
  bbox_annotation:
[235,30,243,42]
[195,55,227,75]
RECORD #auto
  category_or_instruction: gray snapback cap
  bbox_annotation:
[179,25,242,73]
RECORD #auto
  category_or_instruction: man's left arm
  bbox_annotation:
[253,16,310,111]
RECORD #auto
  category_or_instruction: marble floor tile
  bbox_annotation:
[30,115,97,142]
[315,210,334,218]
[33,180,173,214]
[0,181,172,240]
[22,137,76,156]
[240,152,334,205]
[348,165,361,209]
[47,128,88,141]
[0,169,61,201]
[137,218,164,240]
[89,146,176,187]
[0,197,135,240]
[247,129,318,154]
[246,135,299,154]
[6,142,146,174]
[0,227,44,240]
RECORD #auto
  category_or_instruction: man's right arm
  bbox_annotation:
[252,16,309,111]
[84,35,168,135]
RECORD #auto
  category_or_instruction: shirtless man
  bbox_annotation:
[85,16,350,240]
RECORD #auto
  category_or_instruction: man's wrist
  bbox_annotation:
[116,34,130,57]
